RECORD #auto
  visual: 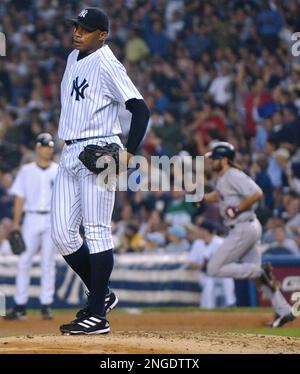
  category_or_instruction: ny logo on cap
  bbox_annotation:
[71,77,89,101]
[79,9,88,18]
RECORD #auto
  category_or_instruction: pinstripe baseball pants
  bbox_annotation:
[51,136,122,255]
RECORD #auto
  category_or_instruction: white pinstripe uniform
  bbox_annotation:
[10,162,58,305]
[51,45,143,255]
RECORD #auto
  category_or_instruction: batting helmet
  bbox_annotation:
[36,133,54,147]
[205,142,235,160]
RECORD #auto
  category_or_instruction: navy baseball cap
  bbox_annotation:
[36,133,54,147]
[69,7,109,32]
[205,142,235,160]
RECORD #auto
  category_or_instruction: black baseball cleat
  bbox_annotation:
[76,289,118,319]
[60,313,110,335]
[271,312,296,328]
[260,263,278,292]
[104,289,119,314]
[41,305,53,320]
[3,305,27,320]
[266,313,279,327]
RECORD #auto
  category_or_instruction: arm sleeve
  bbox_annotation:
[102,59,143,103]
[125,98,150,155]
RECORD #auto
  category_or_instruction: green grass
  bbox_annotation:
[231,328,300,338]
[123,306,274,313]
[116,306,273,313]
[25,308,78,315]
[24,306,274,315]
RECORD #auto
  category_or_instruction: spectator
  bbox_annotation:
[255,116,273,152]
[288,163,300,193]
[113,203,135,239]
[252,153,274,210]
[184,23,213,61]
[125,28,150,63]
[117,224,145,254]
[165,225,189,253]
[165,190,196,225]
[152,112,182,156]
[144,20,170,57]
[208,62,232,105]
[0,170,14,220]
[263,226,299,255]
[166,9,184,41]
[266,144,289,189]
[283,191,300,237]
[144,232,166,253]
[255,1,283,50]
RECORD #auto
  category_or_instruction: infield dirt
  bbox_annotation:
[0,310,299,354]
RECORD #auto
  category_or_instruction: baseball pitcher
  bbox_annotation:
[51,7,150,335]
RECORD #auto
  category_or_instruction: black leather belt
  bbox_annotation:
[229,218,254,230]
[65,135,111,145]
[27,211,50,215]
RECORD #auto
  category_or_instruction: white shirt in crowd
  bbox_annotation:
[208,75,231,105]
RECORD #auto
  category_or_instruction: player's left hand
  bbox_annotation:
[225,206,240,219]
[79,143,121,175]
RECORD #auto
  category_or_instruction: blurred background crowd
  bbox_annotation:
[1,0,300,257]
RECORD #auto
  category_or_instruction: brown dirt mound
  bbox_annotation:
[0,311,299,354]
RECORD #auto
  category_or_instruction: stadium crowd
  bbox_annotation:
[1,0,300,256]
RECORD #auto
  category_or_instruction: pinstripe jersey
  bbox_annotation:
[58,45,143,140]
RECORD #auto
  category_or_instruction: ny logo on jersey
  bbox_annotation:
[79,9,88,18]
[71,77,89,101]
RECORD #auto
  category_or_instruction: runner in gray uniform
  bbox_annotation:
[203,142,295,328]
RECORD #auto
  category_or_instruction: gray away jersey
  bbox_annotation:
[58,45,143,140]
[216,167,262,226]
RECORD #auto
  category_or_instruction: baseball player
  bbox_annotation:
[51,7,150,334]
[4,133,58,320]
[202,142,295,327]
